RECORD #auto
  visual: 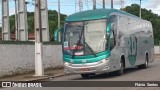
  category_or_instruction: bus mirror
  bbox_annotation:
[54,27,63,42]
[111,23,114,30]
[107,23,113,36]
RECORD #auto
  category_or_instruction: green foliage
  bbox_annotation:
[27,12,34,33]
[9,10,67,41]
[9,15,15,33]
[48,10,67,41]
[123,4,160,45]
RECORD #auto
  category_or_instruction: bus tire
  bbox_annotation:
[117,60,124,76]
[81,74,90,78]
[138,54,149,69]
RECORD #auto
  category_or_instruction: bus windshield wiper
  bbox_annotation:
[85,42,97,57]
[71,24,97,58]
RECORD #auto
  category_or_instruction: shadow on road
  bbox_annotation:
[72,64,157,80]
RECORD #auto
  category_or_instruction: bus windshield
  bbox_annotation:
[63,19,107,56]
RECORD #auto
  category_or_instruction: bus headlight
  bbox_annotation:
[64,62,70,66]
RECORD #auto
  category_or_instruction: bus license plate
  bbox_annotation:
[81,68,89,71]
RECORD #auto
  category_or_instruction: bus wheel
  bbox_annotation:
[138,54,148,69]
[81,74,90,78]
[117,60,124,76]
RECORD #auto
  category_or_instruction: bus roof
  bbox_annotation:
[65,9,141,22]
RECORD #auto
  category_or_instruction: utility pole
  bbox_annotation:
[93,0,96,10]
[35,0,49,42]
[25,1,29,41]
[79,0,83,12]
[14,0,18,40]
[58,0,60,28]
[159,41,160,55]
[58,0,61,42]
[38,0,42,46]
[111,0,113,9]
[102,0,105,9]
[34,0,44,76]
[2,0,10,40]
[17,0,28,41]
[75,0,77,12]
[139,0,142,18]
[121,0,124,10]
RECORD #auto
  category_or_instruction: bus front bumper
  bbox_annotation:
[64,59,111,74]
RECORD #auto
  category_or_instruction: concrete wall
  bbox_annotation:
[0,43,159,77]
[0,43,63,77]
[154,46,160,54]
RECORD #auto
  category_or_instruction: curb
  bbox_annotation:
[25,73,66,81]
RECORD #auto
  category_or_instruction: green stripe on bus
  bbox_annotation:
[63,51,110,64]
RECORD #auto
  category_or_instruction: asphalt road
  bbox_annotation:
[51,58,160,81]
[1,57,160,90]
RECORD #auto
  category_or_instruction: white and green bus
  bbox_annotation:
[55,9,154,78]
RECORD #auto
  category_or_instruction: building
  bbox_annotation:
[0,33,35,41]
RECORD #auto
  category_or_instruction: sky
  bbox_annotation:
[0,0,160,27]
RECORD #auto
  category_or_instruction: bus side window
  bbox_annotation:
[109,15,117,50]
[109,15,117,39]
[110,30,115,50]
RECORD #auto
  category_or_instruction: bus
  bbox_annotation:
[55,9,154,78]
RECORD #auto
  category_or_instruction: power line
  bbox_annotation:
[48,4,75,6]
[79,0,83,12]
[102,0,105,9]
[111,0,113,9]
[93,0,96,9]
[84,0,89,9]
[96,0,103,7]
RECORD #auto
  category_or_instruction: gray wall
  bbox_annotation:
[0,44,63,77]
[154,46,160,55]
[0,44,159,77]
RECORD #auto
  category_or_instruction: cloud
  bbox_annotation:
[151,6,160,15]
[143,0,160,15]
[104,0,122,5]
[147,0,160,9]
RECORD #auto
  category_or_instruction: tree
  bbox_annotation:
[48,10,67,41]
[123,4,160,45]
[9,10,67,41]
